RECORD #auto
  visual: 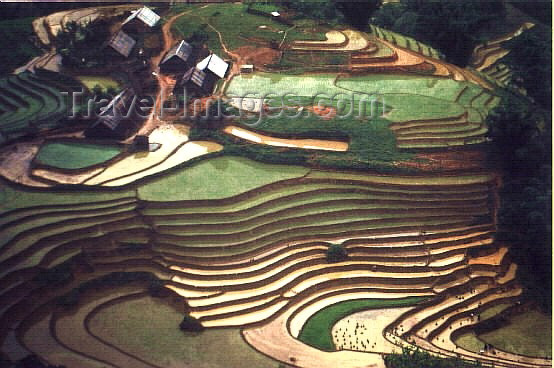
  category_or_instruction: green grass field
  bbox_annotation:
[224,72,416,165]
[35,142,123,170]
[479,310,552,358]
[298,297,427,351]
[88,295,279,368]
[171,3,325,55]
[138,156,310,201]
[0,179,134,215]
[0,72,81,143]
[336,75,466,101]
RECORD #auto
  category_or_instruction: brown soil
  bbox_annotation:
[231,46,281,66]
[307,105,337,120]
[396,150,488,171]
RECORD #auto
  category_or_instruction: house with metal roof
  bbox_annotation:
[85,88,145,140]
[108,30,136,58]
[196,53,229,79]
[175,53,229,97]
[122,7,160,33]
[177,67,217,97]
[159,40,194,73]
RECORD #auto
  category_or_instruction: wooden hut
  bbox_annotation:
[159,40,194,74]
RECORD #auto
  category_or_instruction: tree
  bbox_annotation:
[285,0,382,28]
[326,244,348,263]
[334,0,383,30]
[179,314,205,332]
[56,19,110,68]
[371,0,505,66]
[487,93,552,313]
[384,347,483,367]
[500,24,552,110]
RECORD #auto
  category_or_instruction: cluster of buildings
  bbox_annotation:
[86,6,230,143]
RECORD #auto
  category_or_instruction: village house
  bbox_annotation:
[177,53,229,97]
[85,88,146,140]
[122,6,161,33]
[159,40,195,74]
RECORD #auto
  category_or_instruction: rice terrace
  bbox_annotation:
[0,1,551,368]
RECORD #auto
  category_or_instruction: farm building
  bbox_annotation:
[196,53,229,79]
[178,67,216,97]
[159,40,194,74]
[240,64,254,74]
[122,6,160,33]
[176,53,229,97]
[85,88,144,140]
[108,30,136,58]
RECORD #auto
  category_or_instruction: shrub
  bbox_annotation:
[179,314,205,332]
[148,279,170,298]
[384,347,483,368]
[326,244,348,263]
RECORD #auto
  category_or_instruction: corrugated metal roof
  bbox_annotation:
[196,53,228,79]
[97,89,135,129]
[108,30,136,57]
[191,68,206,87]
[161,40,193,64]
[123,6,160,28]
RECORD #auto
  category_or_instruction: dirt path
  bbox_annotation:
[133,10,194,139]
[223,125,349,152]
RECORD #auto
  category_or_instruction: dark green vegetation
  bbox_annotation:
[488,93,552,312]
[372,0,505,66]
[326,244,348,263]
[0,17,42,76]
[298,297,426,351]
[180,314,205,332]
[35,142,123,170]
[500,24,552,110]
[56,19,111,69]
[0,70,82,144]
[385,347,483,368]
[280,0,382,29]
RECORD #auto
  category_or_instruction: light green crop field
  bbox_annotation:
[0,179,134,215]
[336,75,466,101]
[138,155,310,201]
[298,297,427,351]
[226,73,343,98]
[76,76,120,92]
[226,72,468,123]
[89,295,279,368]
[384,94,466,122]
[36,142,123,170]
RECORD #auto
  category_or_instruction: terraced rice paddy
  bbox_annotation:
[1,152,539,367]
[225,71,498,152]
[370,25,442,59]
[35,142,123,170]
[298,297,426,351]
[88,294,279,368]
[0,5,548,368]
[0,71,81,144]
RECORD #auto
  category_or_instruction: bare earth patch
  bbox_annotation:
[232,46,281,66]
